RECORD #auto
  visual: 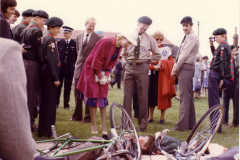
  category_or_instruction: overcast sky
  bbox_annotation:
[15,0,239,58]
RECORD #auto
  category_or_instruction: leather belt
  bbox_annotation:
[127,61,148,66]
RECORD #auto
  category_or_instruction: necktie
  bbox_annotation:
[176,35,187,62]
[82,34,89,51]
[134,33,141,59]
[230,58,235,82]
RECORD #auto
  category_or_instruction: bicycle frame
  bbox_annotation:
[36,130,131,158]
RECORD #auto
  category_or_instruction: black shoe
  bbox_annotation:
[148,119,154,123]
[138,128,146,132]
[64,107,72,110]
[159,119,165,124]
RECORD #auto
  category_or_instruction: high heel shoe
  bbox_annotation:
[100,125,108,135]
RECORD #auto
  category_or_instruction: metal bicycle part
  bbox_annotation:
[109,102,141,160]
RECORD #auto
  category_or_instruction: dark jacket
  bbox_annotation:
[210,41,231,80]
[42,33,59,81]
[0,13,13,39]
[57,39,77,74]
[12,21,28,43]
[114,59,123,75]
[20,23,43,62]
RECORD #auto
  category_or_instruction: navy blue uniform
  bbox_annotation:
[57,39,77,108]
[208,41,231,132]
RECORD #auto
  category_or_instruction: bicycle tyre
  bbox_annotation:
[185,104,224,156]
[96,151,135,160]
[109,102,141,160]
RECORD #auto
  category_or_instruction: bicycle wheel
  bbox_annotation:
[109,102,141,160]
[185,104,224,156]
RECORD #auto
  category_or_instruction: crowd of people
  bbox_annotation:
[0,0,239,159]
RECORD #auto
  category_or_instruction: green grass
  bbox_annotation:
[33,85,239,148]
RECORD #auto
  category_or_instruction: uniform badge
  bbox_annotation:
[142,47,145,51]
[51,43,55,48]
[49,44,51,47]
[162,50,167,56]
[221,47,224,50]
[52,49,54,52]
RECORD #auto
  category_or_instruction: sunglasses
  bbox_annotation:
[155,38,163,42]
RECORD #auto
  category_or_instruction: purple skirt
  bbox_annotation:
[80,92,108,107]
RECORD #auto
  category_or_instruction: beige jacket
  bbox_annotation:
[174,30,199,73]
[0,38,36,160]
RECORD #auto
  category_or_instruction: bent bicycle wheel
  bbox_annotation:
[185,104,224,156]
[109,102,141,160]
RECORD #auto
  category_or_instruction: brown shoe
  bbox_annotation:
[223,124,228,127]
[229,123,238,127]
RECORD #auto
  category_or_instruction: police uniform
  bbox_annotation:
[57,26,77,109]
[122,16,161,131]
[208,28,231,133]
[38,17,63,137]
[173,16,199,131]
[19,10,49,131]
[12,9,35,43]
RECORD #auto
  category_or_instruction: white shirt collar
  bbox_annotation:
[65,38,71,43]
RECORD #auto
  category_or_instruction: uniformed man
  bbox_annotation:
[57,26,77,109]
[38,17,63,137]
[122,16,161,132]
[222,45,237,127]
[208,28,231,133]
[171,16,199,131]
[12,9,35,43]
[20,10,49,132]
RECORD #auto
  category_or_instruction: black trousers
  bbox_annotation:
[233,76,239,125]
[57,72,74,108]
[223,79,236,124]
[38,64,57,137]
[132,84,139,118]
[111,73,122,89]
[208,70,222,133]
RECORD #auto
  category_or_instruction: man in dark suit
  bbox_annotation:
[72,17,102,122]
[0,0,17,39]
[111,56,123,89]
[57,26,77,109]
[12,9,35,43]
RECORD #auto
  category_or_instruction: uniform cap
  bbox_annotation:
[212,28,227,36]
[180,16,192,24]
[32,10,49,19]
[45,17,63,27]
[62,26,73,33]
[138,16,152,25]
[22,9,35,17]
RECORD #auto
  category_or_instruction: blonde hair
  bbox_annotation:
[152,31,164,39]
[85,17,96,25]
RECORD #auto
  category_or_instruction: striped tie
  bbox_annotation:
[82,34,89,51]
[230,58,235,82]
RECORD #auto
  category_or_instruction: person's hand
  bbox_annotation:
[20,44,27,53]
[154,65,160,71]
[209,37,214,46]
[219,80,224,89]
[54,81,60,87]
[171,71,177,78]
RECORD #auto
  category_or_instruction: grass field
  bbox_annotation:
[33,85,239,148]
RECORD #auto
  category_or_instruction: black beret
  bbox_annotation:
[32,10,49,19]
[180,16,192,24]
[138,16,152,25]
[203,56,209,59]
[230,45,239,50]
[22,9,35,17]
[45,17,63,27]
[212,28,227,36]
[62,26,73,33]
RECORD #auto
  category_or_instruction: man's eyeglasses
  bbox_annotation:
[140,23,150,29]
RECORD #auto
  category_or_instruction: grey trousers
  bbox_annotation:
[123,63,149,129]
[175,64,196,131]
[23,59,41,126]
